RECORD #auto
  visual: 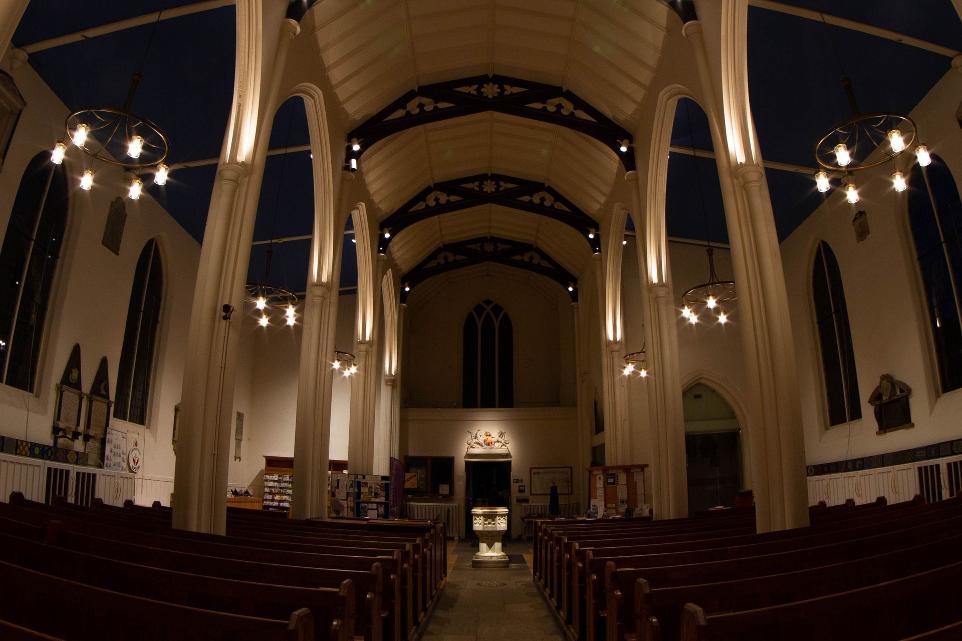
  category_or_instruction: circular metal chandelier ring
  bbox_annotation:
[682,280,737,307]
[66,106,170,169]
[814,112,917,173]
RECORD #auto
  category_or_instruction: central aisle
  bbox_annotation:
[421,541,566,641]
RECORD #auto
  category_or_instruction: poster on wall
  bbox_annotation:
[530,466,573,495]
[104,428,127,472]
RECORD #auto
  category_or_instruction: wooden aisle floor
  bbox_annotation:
[421,541,566,641]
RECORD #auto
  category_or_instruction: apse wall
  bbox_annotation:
[0,58,199,505]
[402,266,576,407]
[779,65,962,503]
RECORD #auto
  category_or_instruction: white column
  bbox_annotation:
[685,7,808,530]
[172,8,298,534]
[645,283,688,519]
[348,341,378,473]
[292,281,338,519]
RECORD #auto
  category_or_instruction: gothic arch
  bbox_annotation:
[381,269,399,377]
[351,202,376,343]
[603,203,630,342]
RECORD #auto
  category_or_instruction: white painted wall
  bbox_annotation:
[781,65,962,470]
[0,59,198,505]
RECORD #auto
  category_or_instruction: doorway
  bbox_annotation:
[683,383,742,513]
[465,460,511,538]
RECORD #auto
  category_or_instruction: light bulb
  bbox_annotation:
[587,231,595,239]
[844,182,859,204]
[348,364,358,375]
[404,285,411,292]
[622,239,627,246]
[383,230,391,239]
[350,157,357,171]
[892,170,907,193]
[255,296,267,310]
[639,368,648,378]
[916,144,931,167]
[71,123,89,147]
[258,315,270,328]
[285,304,296,317]
[331,360,341,370]
[688,313,698,325]
[623,364,635,376]
[567,285,574,292]
[342,369,352,378]
[833,143,851,167]
[718,311,729,325]
[705,295,717,310]
[814,171,830,193]
[127,135,144,159]
[154,163,169,186]
[351,139,361,152]
[351,238,356,244]
[887,129,905,153]
[619,140,629,153]
[286,315,296,326]
[128,177,143,200]
[681,305,692,319]
[79,169,94,191]
[51,141,66,165]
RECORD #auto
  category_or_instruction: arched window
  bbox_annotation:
[462,300,513,408]
[908,156,962,393]
[0,152,68,392]
[115,239,163,425]
[812,241,861,426]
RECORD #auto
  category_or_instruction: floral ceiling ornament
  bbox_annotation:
[466,429,510,450]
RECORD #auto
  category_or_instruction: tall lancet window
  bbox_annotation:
[463,300,513,408]
[909,156,962,393]
[0,152,68,392]
[115,239,163,425]
[812,241,861,426]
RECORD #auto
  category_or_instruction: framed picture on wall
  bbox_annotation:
[530,466,573,495]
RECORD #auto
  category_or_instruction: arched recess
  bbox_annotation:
[644,84,699,285]
[381,269,398,377]
[350,202,376,343]
[290,82,336,287]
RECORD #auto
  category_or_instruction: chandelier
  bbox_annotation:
[812,76,929,201]
[622,344,650,379]
[246,280,298,328]
[331,351,358,378]
[682,247,735,326]
[50,12,170,198]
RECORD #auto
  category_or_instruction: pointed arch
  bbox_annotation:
[115,238,164,425]
[908,155,962,393]
[811,240,860,426]
[644,84,699,285]
[351,202,375,343]
[381,268,398,376]
[0,151,69,392]
[290,82,337,287]
[462,300,513,408]
[604,203,630,342]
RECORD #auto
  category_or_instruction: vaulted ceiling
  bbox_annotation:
[10,0,962,296]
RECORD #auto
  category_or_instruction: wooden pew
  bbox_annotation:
[586,505,962,641]
[0,530,355,641]
[625,528,962,641]
[678,560,962,641]
[0,619,62,640]
[0,560,317,641]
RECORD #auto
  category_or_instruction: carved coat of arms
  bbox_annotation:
[466,429,510,450]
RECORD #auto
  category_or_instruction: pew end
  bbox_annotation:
[287,607,314,641]
[678,603,707,641]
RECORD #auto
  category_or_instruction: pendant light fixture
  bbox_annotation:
[52,7,171,196]
[622,343,650,379]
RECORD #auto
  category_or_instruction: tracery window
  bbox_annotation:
[812,241,861,425]
[0,152,68,392]
[908,156,962,393]
[115,239,163,425]
[462,300,513,408]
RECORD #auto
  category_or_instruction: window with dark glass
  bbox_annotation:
[0,152,69,392]
[812,241,861,425]
[909,156,962,393]
[115,239,163,424]
[462,299,513,408]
